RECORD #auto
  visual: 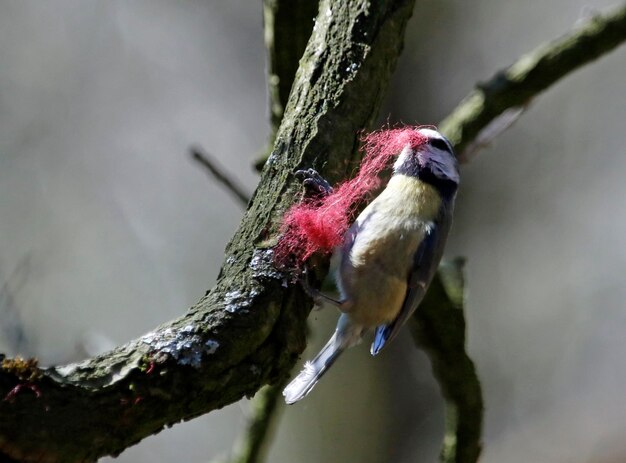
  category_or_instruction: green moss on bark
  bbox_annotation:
[0,1,417,460]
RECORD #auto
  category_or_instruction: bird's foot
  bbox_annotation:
[300,266,343,309]
[295,168,333,198]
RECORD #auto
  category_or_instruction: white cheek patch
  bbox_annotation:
[393,145,413,172]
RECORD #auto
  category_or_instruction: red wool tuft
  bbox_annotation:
[275,126,428,268]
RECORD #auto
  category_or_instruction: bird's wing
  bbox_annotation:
[370,220,445,356]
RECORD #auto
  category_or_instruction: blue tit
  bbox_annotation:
[283,128,460,404]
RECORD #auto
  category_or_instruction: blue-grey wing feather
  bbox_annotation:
[371,208,453,355]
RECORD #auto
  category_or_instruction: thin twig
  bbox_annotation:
[440,3,626,158]
[0,256,32,355]
[190,146,251,206]
[228,379,288,463]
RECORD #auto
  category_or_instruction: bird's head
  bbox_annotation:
[393,127,459,186]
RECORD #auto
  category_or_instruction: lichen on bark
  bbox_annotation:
[0,1,418,460]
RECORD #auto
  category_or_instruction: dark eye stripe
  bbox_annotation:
[429,138,451,153]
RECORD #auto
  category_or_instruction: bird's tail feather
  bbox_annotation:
[283,332,345,404]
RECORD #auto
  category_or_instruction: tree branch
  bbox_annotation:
[3,3,626,462]
[439,3,626,158]
[255,0,318,171]
[421,8,626,461]
[190,146,252,206]
[0,0,417,460]
[411,259,483,463]
[225,3,320,461]
[228,380,288,463]
[263,0,318,142]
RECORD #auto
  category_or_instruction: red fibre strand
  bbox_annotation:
[275,126,428,267]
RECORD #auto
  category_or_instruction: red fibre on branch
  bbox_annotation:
[274,126,428,268]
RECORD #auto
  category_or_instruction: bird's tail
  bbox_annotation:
[283,331,346,405]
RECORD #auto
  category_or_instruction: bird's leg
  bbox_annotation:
[300,266,344,309]
[294,168,341,308]
[294,168,333,198]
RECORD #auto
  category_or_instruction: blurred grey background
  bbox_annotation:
[1,1,625,462]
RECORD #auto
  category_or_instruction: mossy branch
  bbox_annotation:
[224,3,318,462]
[0,0,417,461]
[439,3,626,157]
[263,0,318,144]
[411,259,483,463]
[228,380,288,463]
[2,3,625,463]
[422,7,626,462]
[255,0,318,171]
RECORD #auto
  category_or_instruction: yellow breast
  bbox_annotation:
[338,174,442,327]
[374,174,442,222]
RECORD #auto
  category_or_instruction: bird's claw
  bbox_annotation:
[299,266,343,309]
[295,168,333,198]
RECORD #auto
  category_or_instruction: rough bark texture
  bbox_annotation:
[3,2,626,462]
[0,0,417,460]
[223,4,318,462]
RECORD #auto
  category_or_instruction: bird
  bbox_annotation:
[282,127,460,404]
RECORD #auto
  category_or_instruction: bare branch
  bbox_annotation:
[0,0,418,460]
[255,0,318,171]
[190,146,252,206]
[411,259,483,463]
[228,380,287,463]
[412,6,626,461]
[3,3,625,462]
[440,3,626,158]
[263,0,318,141]
[225,3,319,459]
[0,256,32,355]
[379,7,626,461]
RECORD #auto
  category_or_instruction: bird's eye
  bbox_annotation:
[429,138,451,153]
